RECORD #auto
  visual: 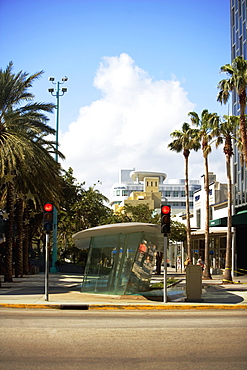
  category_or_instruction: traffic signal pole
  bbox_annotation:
[163,235,168,303]
[161,204,171,304]
[45,232,49,301]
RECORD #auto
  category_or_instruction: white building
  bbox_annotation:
[109,169,200,215]
[191,172,228,229]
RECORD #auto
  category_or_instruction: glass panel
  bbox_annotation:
[125,232,159,294]
[81,232,143,295]
[81,234,118,293]
[81,230,162,295]
[114,233,142,295]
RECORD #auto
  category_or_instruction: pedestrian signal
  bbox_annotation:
[161,205,171,234]
[43,203,53,232]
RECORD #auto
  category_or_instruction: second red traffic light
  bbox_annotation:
[161,204,171,234]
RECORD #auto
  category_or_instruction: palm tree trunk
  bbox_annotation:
[203,155,212,279]
[15,197,24,278]
[23,207,29,275]
[222,153,233,283]
[184,154,192,260]
[239,91,247,166]
[4,182,15,282]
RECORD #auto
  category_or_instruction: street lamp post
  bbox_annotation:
[48,76,68,273]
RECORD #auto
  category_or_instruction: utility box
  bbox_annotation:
[185,265,203,302]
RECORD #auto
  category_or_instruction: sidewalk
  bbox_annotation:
[1,268,247,310]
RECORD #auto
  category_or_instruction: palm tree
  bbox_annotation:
[189,109,219,279]
[0,62,64,281]
[168,122,200,260]
[212,115,240,283]
[217,56,247,166]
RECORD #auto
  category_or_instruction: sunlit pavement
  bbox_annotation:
[0,267,247,309]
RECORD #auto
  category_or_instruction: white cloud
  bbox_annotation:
[60,53,226,198]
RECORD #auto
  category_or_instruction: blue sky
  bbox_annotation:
[1,0,231,197]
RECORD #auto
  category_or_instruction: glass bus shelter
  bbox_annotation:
[73,223,163,295]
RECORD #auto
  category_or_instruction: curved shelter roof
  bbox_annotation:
[73,222,162,241]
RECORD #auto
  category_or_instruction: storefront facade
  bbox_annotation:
[191,229,227,274]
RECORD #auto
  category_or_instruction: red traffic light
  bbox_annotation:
[161,204,171,234]
[161,205,170,214]
[44,203,53,212]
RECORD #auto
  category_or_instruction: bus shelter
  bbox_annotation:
[73,223,163,295]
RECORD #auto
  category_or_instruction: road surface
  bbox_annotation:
[0,308,246,369]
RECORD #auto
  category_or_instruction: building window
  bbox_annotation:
[164,191,171,197]
[209,206,213,220]
[122,190,129,196]
[173,191,179,197]
[196,209,201,229]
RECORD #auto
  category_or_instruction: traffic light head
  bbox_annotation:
[43,203,53,232]
[161,204,171,234]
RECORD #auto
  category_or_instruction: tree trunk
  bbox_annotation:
[203,155,212,279]
[4,182,15,282]
[222,153,233,283]
[184,153,192,260]
[239,91,247,166]
[23,207,29,275]
[15,197,24,278]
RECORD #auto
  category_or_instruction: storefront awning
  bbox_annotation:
[210,210,247,227]
[210,217,227,227]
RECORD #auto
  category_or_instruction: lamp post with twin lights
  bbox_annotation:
[48,76,68,273]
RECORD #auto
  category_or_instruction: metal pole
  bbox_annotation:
[45,233,49,301]
[50,82,59,273]
[163,235,168,303]
[55,81,60,161]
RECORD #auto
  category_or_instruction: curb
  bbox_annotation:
[0,303,247,310]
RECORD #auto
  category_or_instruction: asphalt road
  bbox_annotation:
[0,309,247,369]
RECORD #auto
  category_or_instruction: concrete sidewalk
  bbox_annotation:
[1,269,247,310]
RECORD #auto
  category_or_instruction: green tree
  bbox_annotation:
[122,203,160,224]
[58,168,114,260]
[189,109,219,279]
[217,56,247,165]
[212,115,240,283]
[168,122,200,260]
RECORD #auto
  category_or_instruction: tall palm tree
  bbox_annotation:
[212,115,240,283]
[168,122,200,260]
[0,62,64,281]
[189,109,219,279]
[217,56,247,165]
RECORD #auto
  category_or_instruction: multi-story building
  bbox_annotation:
[109,169,200,215]
[192,173,227,229]
[189,174,228,272]
[230,0,247,272]
[231,0,247,209]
